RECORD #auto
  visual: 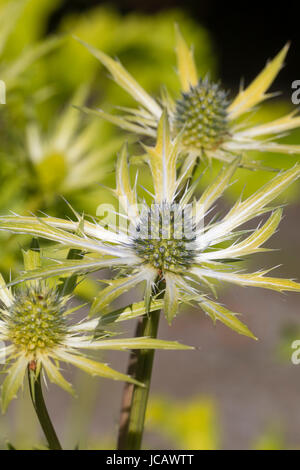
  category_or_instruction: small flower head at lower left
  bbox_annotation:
[0,249,134,413]
[0,246,191,413]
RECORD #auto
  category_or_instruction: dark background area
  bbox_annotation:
[48,0,300,92]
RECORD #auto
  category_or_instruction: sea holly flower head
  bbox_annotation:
[26,86,123,198]
[0,246,190,412]
[132,200,197,273]
[1,114,300,339]
[174,77,230,152]
[7,284,67,355]
[76,28,300,170]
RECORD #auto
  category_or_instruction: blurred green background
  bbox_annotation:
[1,0,300,450]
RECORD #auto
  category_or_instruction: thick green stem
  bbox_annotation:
[28,367,62,450]
[117,308,161,450]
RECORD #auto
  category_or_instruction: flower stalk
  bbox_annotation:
[118,307,161,450]
[28,367,62,450]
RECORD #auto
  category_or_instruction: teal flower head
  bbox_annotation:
[1,114,300,341]
[76,28,300,170]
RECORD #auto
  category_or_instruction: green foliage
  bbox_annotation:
[50,6,216,100]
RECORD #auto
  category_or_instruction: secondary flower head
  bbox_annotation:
[26,86,122,197]
[174,77,230,152]
[0,247,189,412]
[1,114,300,339]
[77,29,300,169]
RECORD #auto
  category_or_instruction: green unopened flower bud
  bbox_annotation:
[174,78,230,151]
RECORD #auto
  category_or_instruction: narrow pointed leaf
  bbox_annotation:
[0,273,13,307]
[116,144,138,218]
[202,165,300,246]
[42,357,75,396]
[55,350,143,386]
[236,110,300,138]
[99,299,164,325]
[228,43,289,119]
[175,25,198,92]
[200,299,257,340]
[196,158,240,221]
[74,337,193,350]
[164,273,180,324]
[194,267,300,293]
[91,269,156,316]
[198,208,282,260]
[143,111,178,203]
[75,37,161,118]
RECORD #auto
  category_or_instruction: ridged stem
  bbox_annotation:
[117,307,161,450]
[28,367,62,450]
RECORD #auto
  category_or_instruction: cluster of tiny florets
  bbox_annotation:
[174,78,230,151]
[132,203,196,272]
[7,286,66,355]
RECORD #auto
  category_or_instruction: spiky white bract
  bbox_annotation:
[0,248,191,412]
[76,29,300,170]
[0,114,300,339]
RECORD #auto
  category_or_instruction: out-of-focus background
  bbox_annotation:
[1,0,300,450]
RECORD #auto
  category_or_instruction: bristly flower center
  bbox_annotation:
[132,203,196,272]
[174,78,230,151]
[8,286,67,355]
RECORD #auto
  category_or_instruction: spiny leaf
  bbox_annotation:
[228,43,289,119]
[164,273,180,325]
[236,109,300,138]
[7,258,120,287]
[199,208,282,260]
[79,337,193,351]
[1,357,28,413]
[200,299,257,340]
[90,270,155,316]
[203,165,300,245]
[98,299,164,325]
[75,36,161,118]
[195,267,300,293]
[59,249,84,296]
[22,248,41,272]
[55,350,143,387]
[115,144,138,218]
[143,111,179,203]
[175,25,198,92]
[196,158,240,220]
[42,357,75,396]
[77,106,154,137]
[0,273,13,307]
